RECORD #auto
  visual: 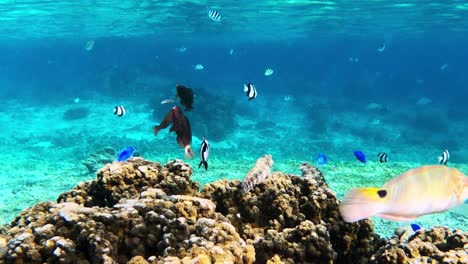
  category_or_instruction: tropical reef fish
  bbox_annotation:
[340,165,468,222]
[160,99,174,104]
[244,83,257,101]
[438,149,449,165]
[440,63,448,70]
[154,106,195,159]
[377,43,386,52]
[207,8,221,22]
[264,68,274,76]
[317,154,327,165]
[117,147,136,162]
[194,64,204,70]
[411,223,422,232]
[85,40,94,51]
[241,154,274,193]
[283,95,295,102]
[198,137,210,170]
[176,46,187,52]
[354,150,366,163]
[229,48,234,55]
[114,105,126,117]
[175,84,194,111]
[377,152,388,163]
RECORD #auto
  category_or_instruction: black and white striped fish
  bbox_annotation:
[198,137,210,170]
[113,105,126,117]
[438,149,450,165]
[244,83,257,101]
[207,8,221,22]
[377,152,388,163]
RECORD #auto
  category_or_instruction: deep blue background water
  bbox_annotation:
[1,37,468,108]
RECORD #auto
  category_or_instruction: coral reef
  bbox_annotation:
[370,226,468,263]
[0,157,466,263]
[200,161,382,263]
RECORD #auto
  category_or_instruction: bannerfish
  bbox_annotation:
[438,149,449,165]
[207,8,221,22]
[317,154,327,165]
[354,150,366,163]
[377,152,388,163]
[154,106,195,159]
[340,165,468,223]
[114,105,126,117]
[411,223,422,232]
[117,147,136,162]
[198,137,210,170]
[194,64,204,70]
[229,48,234,55]
[440,64,448,70]
[244,83,257,101]
[175,84,194,111]
[161,99,174,104]
[264,68,274,76]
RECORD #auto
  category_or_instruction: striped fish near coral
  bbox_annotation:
[241,154,274,193]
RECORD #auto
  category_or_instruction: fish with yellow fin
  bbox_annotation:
[340,165,468,222]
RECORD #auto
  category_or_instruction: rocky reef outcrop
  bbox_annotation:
[0,157,466,264]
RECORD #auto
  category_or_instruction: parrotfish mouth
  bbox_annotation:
[185,145,195,159]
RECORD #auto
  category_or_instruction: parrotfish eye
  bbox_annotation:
[377,190,387,198]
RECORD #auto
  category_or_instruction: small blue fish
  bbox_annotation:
[317,154,327,165]
[411,223,422,232]
[353,150,366,163]
[117,147,136,162]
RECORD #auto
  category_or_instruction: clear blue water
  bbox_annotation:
[0,0,467,236]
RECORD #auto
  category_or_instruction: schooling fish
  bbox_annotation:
[114,105,126,117]
[438,149,449,165]
[198,137,210,170]
[244,83,257,101]
[340,165,468,223]
[175,84,194,111]
[264,68,274,76]
[317,154,327,165]
[118,147,136,162]
[154,106,195,159]
[207,8,221,22]
[354,150,366,163]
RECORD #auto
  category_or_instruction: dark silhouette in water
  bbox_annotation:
[175,84,194,111]
[154,106,195,159]
[63,107,90,121]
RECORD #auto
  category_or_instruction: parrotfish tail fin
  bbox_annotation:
[340,187,387,223]
[153,126,161,135]
[198,161,208,170]
[185,145,195,159]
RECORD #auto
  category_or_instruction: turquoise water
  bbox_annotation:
[0,0,467,238]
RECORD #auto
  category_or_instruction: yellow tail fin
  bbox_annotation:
[340,187,387,223]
